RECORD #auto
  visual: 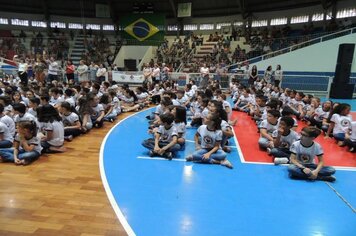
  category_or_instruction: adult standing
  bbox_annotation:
[199,63,209,89]
[96,63,107,83]
[248,65,258,87]
[34,58,46,85]
[47,57,59,83]
[89,62,98,82]
[274,64,283,88]
[65,60,75,83]
[77,60,89,84]
[264,65,273,84]
[142,63,152,90]
[151,63,160,85]
[17,58,28,87]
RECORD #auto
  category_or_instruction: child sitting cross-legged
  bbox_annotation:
[288,127,336,182]
[186,113,233,169]
[268,116,300,165]
[0,121,42,165]
[142,112,181,160]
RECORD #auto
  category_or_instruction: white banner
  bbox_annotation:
[112,71,144,83]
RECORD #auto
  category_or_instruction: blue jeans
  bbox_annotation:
[333,133,345,141]
[0,148,40,163]
[191,148,227,163]
[142,138,181,157]
[288,164,336,179]
[270,147,291,158]
[0,140,13,148]
[258,137,271,149]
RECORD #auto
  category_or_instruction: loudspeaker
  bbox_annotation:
[336,44,355,64]
[333,63,352,83]
[329,83,355,99]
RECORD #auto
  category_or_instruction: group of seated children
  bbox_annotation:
[141,81,235,169]
[0,79,181,165]
[230,80,355,182]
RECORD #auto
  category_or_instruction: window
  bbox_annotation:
[290,15,309,24]
[86,24,100,30]
[312,13,324,22]
[199,23,214,30]
[216,22,231,29]
[336,8,356,19]
[103,24,115,31]
[167,25,178,31]
[233,21,243,26]
[50,22,66,29]
[0,18,8,25]
[32,21,47,28]
[68,23,83,29]
[270,18,287,26]
[183,24,198,31]
[326,11,332,20]
[251,20,267,27]
[11,19,29,26]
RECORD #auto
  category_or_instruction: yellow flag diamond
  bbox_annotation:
[124,18,159,42]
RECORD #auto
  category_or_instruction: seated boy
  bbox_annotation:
[288,127,336,182]
[269,116,300,164]
[142,113,181,159]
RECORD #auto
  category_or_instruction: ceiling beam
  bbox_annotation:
[41,0,50,22]
[168,0,177,18]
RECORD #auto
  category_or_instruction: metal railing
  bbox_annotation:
[1,66,355,97]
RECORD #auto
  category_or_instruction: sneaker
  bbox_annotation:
[65,135,73,142]
[185,155,193,162]
[274,157,289,165]
[149,150,155,157]
[317,175,336,182]
[163,152,173,160]
[221,159,233,169]
[266,148,272,155]
[349,147,355,152]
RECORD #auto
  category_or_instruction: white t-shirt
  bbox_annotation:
[15,133,42,154]
[197,125,222,149]
[260,120,278,134]
[330,114,352,135]
[40,121,64,147]
[0,115,16,138]
[157,125,177,143]
[272,129,300,149]
[48,61,58,75]
[290,140,323,164]
[173,121,186,138]
[350,121,356,141]
[0,121,13,142]
[18,63,28,72]
[62,112,80,127]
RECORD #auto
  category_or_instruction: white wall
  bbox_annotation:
[113,46,149,68]
[251,33,356,73]
[137,46,158,70]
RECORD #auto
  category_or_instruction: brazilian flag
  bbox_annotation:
[120,14,165,45]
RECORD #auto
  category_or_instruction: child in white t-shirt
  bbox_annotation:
[288,127,336,182]
[345,121,356,152]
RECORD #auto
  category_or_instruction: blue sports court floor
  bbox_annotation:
[100,99,356,236]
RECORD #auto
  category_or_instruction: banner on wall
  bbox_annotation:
[120,14,165,44]
[112,71,144,83]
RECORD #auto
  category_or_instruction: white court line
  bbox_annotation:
[99,109,155,236]
[137,156,186,162]
[325,182,356,213]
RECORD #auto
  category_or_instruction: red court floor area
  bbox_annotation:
[232,111,356,167]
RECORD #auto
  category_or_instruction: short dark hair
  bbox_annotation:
[302,126,321,138]
[280,116,294,128]
[159,112,175,125]
[13,103,26,114]
[267,109,281,118]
